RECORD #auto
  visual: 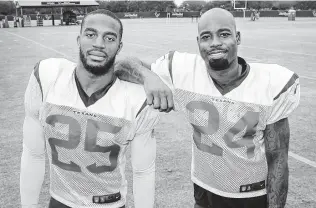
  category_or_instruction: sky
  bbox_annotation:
[174,0,185,6]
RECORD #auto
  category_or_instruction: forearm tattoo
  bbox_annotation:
[114,59,146,84]
[264,118,290,208]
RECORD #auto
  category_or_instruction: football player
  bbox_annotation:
[115,8,300,208]
[20,10,159,208]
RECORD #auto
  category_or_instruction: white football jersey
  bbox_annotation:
[23,58,159,208]
[151,51,300,198]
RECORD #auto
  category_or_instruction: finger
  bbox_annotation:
[166,91,174,111]
[159,95,168,112]
[153,94,161,109]
[146,94,154,105]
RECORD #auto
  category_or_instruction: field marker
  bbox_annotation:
[4,31,72,59]
[289,151,316,168]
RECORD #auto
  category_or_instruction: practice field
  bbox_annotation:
[1,17,316,208]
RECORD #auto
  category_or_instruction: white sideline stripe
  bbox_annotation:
[245,36,316,45]
[3,32,316,169]
[40,32,78,35]
[4,31,71,59]
[241,45,316,57]
[279,39,316,45]
[289,152,316,168]
[299,75,316,81]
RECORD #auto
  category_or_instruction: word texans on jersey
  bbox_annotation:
[73,110,97,118]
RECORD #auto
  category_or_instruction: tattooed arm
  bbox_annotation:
[114,56,174,111]
[264,118,290,208]
[114,57,152,84]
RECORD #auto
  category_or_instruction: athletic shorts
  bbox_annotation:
[48,197,125,208]
[193,183,267,208]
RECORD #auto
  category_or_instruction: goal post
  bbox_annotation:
[232,0,247,18]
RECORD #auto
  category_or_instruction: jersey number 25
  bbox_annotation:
[46,115,121,174]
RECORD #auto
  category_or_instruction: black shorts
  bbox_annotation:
[193,183,267,208]
[48,197,125,208]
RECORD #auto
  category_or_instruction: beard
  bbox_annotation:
[208,58,229,71]
[79,48,116,76]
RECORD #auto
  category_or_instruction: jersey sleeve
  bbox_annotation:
[267,66,300,125]
[130,106,160,208]
[151,51,176,91]
[20,65,46,207]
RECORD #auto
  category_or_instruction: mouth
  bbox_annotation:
[88,50,107,61]
[207,50,227,59]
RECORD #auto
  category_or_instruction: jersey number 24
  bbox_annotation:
[186,101,259,158]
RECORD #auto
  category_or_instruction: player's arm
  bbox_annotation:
[114,56,151,84]
[20,65,46,208]
[114,55,174,112]
[130,106,160,208]
[265,70,300,208]
[264,118,290,208]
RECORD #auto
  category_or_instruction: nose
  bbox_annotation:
[93,36,105,49]
[210,36,222,48]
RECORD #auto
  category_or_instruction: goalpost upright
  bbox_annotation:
[232,0,248,19]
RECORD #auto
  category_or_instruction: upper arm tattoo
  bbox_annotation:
[264,118,290,153]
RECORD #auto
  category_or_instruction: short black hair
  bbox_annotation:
[80,9,123,40]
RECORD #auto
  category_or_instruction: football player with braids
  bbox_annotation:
[115,8,300,208]
[20,10,159,208]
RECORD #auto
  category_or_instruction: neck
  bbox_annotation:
[76,62,114,96]
[207,58,240,85]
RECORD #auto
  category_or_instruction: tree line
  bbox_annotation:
[1,1,316,15]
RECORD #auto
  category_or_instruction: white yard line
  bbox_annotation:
[279,39,316,45]
[289,152,316,168]
[241,45,316,57]
[299,75,316,81]
[4,31,72,59]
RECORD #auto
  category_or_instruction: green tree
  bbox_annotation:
[180,1,206,12]
[0,1,16,15]
[247,1,273,10]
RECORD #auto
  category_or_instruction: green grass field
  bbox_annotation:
[1,17,316,208]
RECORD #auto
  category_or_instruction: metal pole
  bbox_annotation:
[61,7,63,25]
[52,8,55,26]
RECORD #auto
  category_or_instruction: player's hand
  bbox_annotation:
[143,72,174,112]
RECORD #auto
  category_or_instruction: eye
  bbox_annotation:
[86,33,96,38]
[201,35,211,40]
[220,33,231,38]
[106,36,116,42]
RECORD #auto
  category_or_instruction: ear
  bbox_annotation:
[77,35,80,46]
[236,31,241,45]
[117,42,123,55]
[196,36,199,43]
